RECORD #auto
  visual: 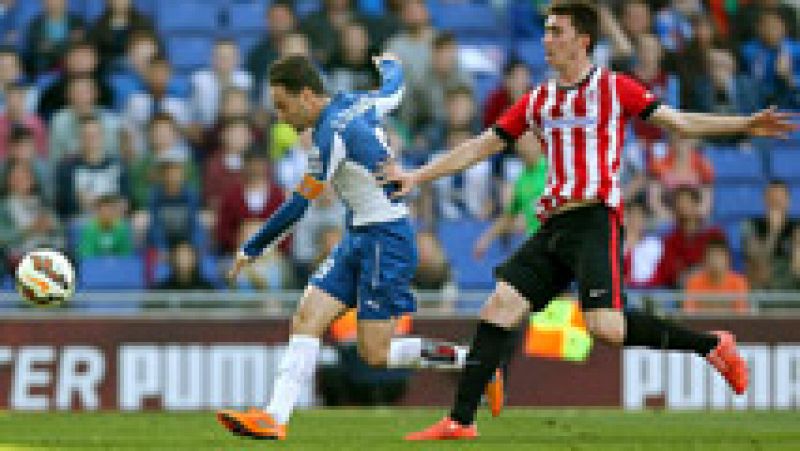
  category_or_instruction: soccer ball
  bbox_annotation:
[15,249,75,306]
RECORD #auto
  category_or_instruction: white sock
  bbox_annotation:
[387,337,423,368]
[265,334,320,425]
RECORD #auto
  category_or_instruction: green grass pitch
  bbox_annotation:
[1,409,799,450]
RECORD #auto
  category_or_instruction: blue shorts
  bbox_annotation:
[310,218,418,320]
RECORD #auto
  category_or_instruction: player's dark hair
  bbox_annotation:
[149,111,178,130]
[672,185,701,203]
[547,0,600,52]
[268,55,325,95]
[445,84,474,101]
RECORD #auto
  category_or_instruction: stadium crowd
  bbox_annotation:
[0,0,799,311]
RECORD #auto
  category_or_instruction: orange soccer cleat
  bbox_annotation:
[216,408,287,440]
[705,331,749,395]
[404,417,478,441]
[485,367,504,417]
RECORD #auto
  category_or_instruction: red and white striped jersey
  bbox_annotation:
[494,66,660,219]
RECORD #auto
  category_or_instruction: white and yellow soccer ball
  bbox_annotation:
[15,249,75,306]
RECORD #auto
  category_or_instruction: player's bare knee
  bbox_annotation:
[480,282,529,327]
[585,309,625,345]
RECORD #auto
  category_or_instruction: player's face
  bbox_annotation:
[543,14,589,70]
[271,85,312,132]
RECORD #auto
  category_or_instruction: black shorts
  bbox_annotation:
[494,204,624,311]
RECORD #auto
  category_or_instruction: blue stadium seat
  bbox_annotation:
[294,0,322,18]
[790,185,800,217]
[473,72,501,109]
[357,0,385,16]
[769,147,800,182]
[232,32,263,57]
[226,0,267,32]
[134,0,156,16]
[79,256,145,290]
[508,0,544,39]
[705,147,764,182]
[514,39,548,75]
[713,183,765,221]
[429,2,506,39]
[157,0,220,33]
[83,0,105,22]
[722,221,744,253]
[165,35,214,71]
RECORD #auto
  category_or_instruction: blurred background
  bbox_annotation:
[0,0,799,412]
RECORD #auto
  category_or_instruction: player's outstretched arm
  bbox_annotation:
[649,105,800,139]
[227,180,318,281]
[370,52,404,117]
[379,128,506,197]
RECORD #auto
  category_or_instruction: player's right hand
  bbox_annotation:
[376,158,418,198]
[227,250,254,284]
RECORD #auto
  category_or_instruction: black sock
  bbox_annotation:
[449,321,517,426]
[623,310,718,355]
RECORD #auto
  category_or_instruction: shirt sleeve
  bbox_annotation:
[615,74,661,120]
[493,91,533,144]
[369,58,405,118]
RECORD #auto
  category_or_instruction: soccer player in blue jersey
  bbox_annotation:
[215,54,502,440]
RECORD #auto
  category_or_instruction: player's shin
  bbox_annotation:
[264,334,321,425]
[387,337,469,370]
[449,321,517,426]
[623,310,718,355]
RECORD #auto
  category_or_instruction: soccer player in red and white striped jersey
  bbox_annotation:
[382,0,798,441]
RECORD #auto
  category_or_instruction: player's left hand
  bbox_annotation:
[746,106,800,138]
[376,157,419,198]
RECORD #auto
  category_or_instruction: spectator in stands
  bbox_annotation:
[684,238,749,313]
[412,231,450,290]
[654,0,702,52]
[189,39,252,131]
[629,34,678,143]
[300,0,392,67]
[123,55,190,154]
[0,48,35,112]
[246,1,296,93]
[0,159,63,268]
[131,113,198,211]
[23,0,84,76]
[216,150,285,255]
[610,0,652,71]
[203,117,251,211]
[740,9,800,110]
[650,186,726,287]
[201,87,264,162]
[77,193,133,258]
[291,185,344,285]
[649,136,714,222]
[772,228,800,289]
[55,116,130,218]
[428,87,491,220]
[155,241,213,290]
[233,220,290,291]
[327,22,378,93]
[673,14,720,111]
[624,201,663,287]
[1,125,50,200]
[686,48,760,115]
[87,0,155,75]
[402,32,473,134]
[385,0,435,86]
[742,180,799,287]
[733,0,798,47]
[146,148,203,254]
[108,30,160,110]
[483,60,531,129]
[49,75,119,162]
[37,41,113,120]
[0,82,46,158]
